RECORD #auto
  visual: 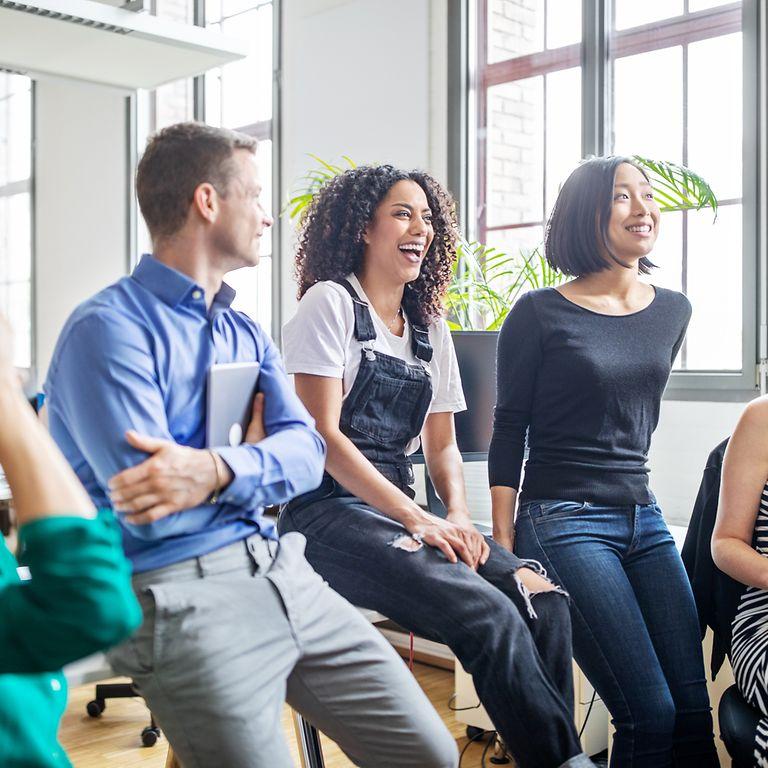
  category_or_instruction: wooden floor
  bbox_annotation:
[60,664,508,768]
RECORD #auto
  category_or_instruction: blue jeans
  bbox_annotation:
[515,499,718,768]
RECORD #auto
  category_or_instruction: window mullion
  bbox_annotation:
[193,0,205,120]
[581,0,612,157]
[753,0,768,393]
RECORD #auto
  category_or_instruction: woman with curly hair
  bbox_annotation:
[280,165,594,768]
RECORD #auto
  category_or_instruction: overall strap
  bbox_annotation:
[336,280,376,343]
[410,325,434,363]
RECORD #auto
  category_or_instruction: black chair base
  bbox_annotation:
[86,681,162,748]
[719,684,762,768]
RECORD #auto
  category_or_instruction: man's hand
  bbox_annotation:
[446,509,490,569]
[109,431,233,524]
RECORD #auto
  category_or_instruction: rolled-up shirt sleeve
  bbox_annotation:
[488,293,543,489]
[0,511,141,674]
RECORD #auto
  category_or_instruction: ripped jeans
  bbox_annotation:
[280,478,591,768]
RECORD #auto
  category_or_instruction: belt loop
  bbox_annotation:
[245,536,261,575]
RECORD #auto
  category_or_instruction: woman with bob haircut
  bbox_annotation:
[490,155,718,766]
[280,164,597,768]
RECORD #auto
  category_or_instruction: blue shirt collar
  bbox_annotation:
[132,254,236,313]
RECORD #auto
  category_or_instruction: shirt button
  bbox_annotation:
[192,290,202,300]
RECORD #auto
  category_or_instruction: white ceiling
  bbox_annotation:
[0,0,248,89]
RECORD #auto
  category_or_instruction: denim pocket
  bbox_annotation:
[349,373,426,444]
[530,499,590,522]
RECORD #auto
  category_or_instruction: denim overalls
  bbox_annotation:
[333,278,434,495]
[280,280,588,768]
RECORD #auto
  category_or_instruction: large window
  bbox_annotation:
[0,73,32,371]
[610,1,744,377]
[205,0,275,338]
[471,1,758,396]
[478,0,583,259]
[139,0,276,337]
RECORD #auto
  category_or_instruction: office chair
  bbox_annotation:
[86,681,162,746]
[718,685,762,768]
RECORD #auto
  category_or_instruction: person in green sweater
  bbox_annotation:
[0,314,141,767]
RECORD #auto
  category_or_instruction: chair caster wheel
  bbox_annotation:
[141,726,161,747]
[86,699,105,718]
[466,725,486,741]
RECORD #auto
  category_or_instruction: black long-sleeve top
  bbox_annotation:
[488,286,691,505]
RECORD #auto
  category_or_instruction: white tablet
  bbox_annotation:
[206,362,261,448]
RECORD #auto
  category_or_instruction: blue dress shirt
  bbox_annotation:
[44,255,326,573]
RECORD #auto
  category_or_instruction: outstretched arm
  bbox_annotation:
[712,396,768,588]
[0,316,140,673]
[489,295,541,552]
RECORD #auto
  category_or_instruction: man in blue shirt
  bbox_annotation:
[45,122,457,768]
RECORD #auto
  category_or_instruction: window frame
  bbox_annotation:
[0,74,36,381]
[196,0,280,338]
[458,0,767,401]
[129,0,281,336]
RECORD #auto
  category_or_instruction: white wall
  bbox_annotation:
[649,400,745,525]
[34,77,130,379]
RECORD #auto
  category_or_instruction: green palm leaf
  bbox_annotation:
[633,155,718,220]
[282,155,356,221]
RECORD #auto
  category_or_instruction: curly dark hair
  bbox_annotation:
[295,165,458,326]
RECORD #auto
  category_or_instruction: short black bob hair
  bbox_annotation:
[544,155,656,277]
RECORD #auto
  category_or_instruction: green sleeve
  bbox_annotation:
[0,509,141,674]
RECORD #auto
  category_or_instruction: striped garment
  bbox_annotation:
[731,482,768,767]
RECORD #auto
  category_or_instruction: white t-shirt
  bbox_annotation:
[282,274,466,454]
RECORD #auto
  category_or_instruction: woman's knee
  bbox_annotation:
[617,689,677,738]
[529,589,572,631]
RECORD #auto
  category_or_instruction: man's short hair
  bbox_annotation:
[136,122,257,240]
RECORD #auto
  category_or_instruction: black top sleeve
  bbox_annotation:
[488,293,542,489]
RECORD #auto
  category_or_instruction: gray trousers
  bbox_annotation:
[107,532,458,768]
